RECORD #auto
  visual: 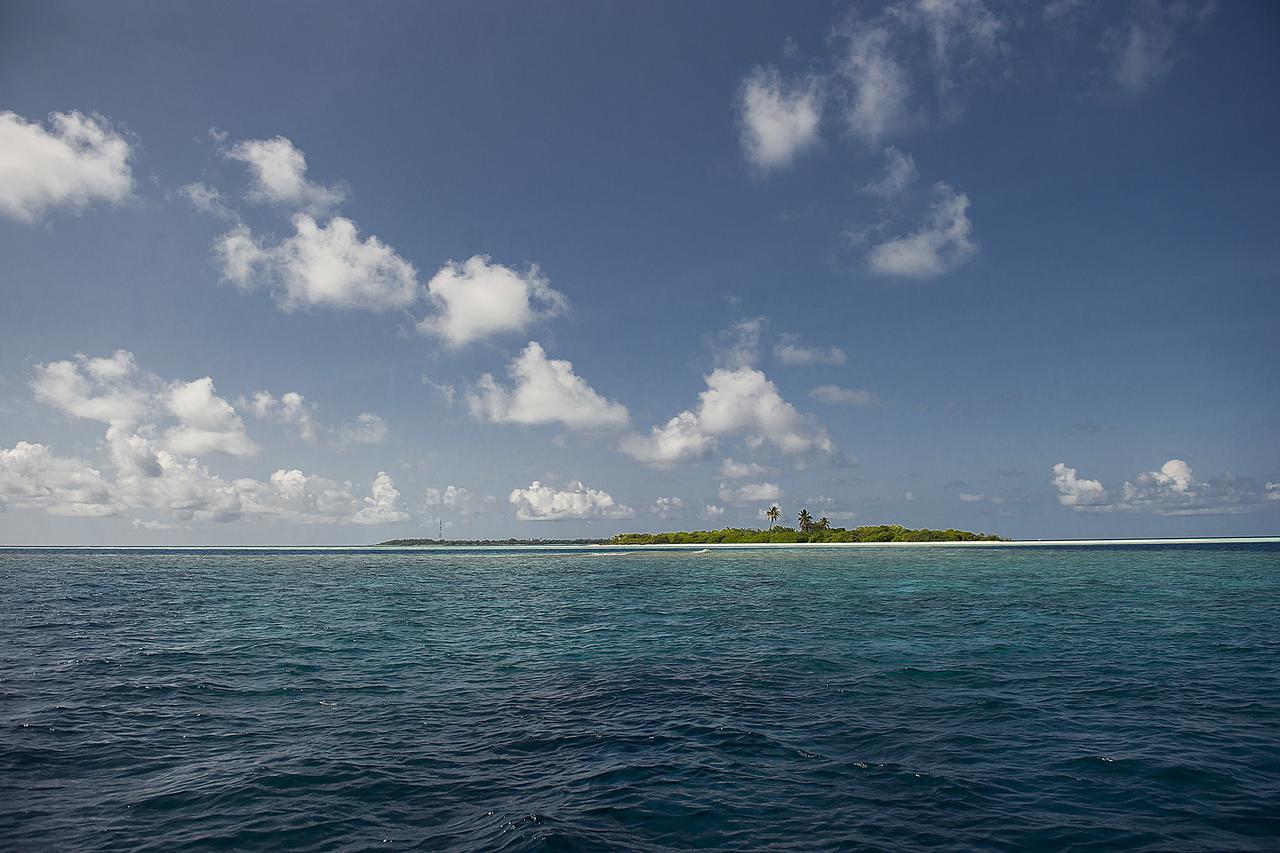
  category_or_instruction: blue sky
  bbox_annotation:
[1,0,1277,543]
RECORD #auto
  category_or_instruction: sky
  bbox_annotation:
[1,0,1278,544]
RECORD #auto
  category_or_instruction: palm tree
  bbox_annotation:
[798,508,813,532]
[817,516,830,530]
[766,505,781,530]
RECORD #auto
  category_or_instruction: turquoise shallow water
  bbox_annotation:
[1,544,1278,851]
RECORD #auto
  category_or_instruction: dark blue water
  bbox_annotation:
[2,544,1278,851]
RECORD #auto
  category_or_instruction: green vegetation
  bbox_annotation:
[610,524,1004,545]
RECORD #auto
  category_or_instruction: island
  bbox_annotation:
[378,523,1004,547]
[609,524,1004,544]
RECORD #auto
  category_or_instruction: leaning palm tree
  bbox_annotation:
[766,505,781,530]
[817,516,830,530]
[798,508,813,532]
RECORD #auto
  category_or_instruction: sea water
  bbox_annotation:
[1,544,1278,850]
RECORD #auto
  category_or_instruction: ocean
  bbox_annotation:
[2,543,1278,850]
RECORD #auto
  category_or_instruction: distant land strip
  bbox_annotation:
[378,525,1004,547]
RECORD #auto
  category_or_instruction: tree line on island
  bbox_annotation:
[611,505,1003,545]
[378,506,1003,546]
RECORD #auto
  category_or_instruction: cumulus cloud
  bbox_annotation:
[837,23,914,145]
[215,214,420,312]
[709,318,765,370]
[718,481,781,505]
[424,484,495,516]
[13,354,416,529]
[0,441,120,517]
[419,256,568,348]
[1052,462,1110,508]
[246,390,318,443]
[810,385,874,405]
[178,182,237,221]
[162,378,257,457]
[719,458,773,480]
[774,334,847,366]
[352,471,410,525]
[860,146,918,198]
[18,351,423,527]
[649,496,686,520]
[1053,458,1261,516]
[868,182,977,278]
[246,391,386,447]
[958,492,986,503]
[225,135,346,212]
[622,367,833,467]
[467,342,629,429]
[701,503,726,522]
[337,412,388,446]
[0,110,133,223]
[32,351,150,425]
[737,66,822,170]
[509,480,634,521]
[4,428,402,528]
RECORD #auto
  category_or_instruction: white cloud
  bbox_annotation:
[622,367,833,467]
[697,369,833,455]
[619,411,717,469]
[837,23,913,145]
[718,481,781,505]
[958,492,986,502]
[422,376,457,406]
[868,182,977,278]
[247,390,318,443]
[737,66,822,170]
[649,496,686,520]
[810,385,874,405]
[719,457,773,480]
[419,256,567,348]
[774,334,847,366]
[710,318,765,370]
[904,491,915,501]
[1101,0,1208,96]
[467,341,629,429]
[236,468,362,526]
[509,480,634,521]
[1118,459,1252,516]
[1052,461,1110,508]
[163,377,257,457]
[178,182,237,220]
[247,391,387,447]
[337,412,388,446]
[860,146,918,198]
[216,214,419,312]
[14,361,412,528]
[351,471,410,525]
[0,441,120,517]
[0,110,133,223]
[896,0,1006,103]
[225,136,346,212]
[1053,458,1256,516]
[424,484,495,516]
[32,351,150,425]
[1267,482,1280,502]
[701,504,726,522]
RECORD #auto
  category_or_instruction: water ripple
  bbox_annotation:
[1,544,1278,850]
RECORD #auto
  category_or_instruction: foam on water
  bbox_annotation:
[1,543,1278,850]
